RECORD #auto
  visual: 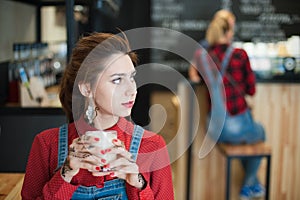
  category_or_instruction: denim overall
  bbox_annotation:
[57,124,144,200]
[200,47,265,186]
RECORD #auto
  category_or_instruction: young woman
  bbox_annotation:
[189,11,266,200]
[21,32,174,200]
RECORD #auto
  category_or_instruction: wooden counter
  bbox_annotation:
[151,83,300,200]
[189,83,300,200]
[0,173,24,200]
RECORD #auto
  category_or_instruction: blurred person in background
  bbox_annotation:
[189,10,266,200]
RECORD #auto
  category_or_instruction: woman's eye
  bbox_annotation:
[130,73,137,81]
[112,77,121,84]
[130,76,135,82]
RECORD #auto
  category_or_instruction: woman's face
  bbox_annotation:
[93,54,137,118]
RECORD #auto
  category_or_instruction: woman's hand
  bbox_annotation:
[60,136,111,183]
[93,139,146,189]
[61,136,145,189]
[188,64,202,83]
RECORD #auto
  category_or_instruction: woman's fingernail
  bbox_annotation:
[103,164,110,168]
[110,172,115,177]
[112,139,118,143]
[94,137,100,141]
[100,149,111,154]
[95,166,100,171]
[101,159,106,163]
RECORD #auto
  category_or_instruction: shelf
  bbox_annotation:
[256,73,300,83]
[10,0,90,6]
[9,0,87,61]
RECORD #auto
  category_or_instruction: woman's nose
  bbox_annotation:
[125,80,137,97]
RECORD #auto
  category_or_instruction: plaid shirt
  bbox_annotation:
[193,44,256,115]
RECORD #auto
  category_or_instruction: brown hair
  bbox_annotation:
[59,32,137,122]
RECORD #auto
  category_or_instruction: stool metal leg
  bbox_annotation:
[265,155,271,200]
[226,157,231,200]
[224,154,271,200]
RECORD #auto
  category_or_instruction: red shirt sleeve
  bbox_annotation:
[21,131,79,200]
[136,134,174,200]
[241,49,256,96]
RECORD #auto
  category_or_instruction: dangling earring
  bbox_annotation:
[85,97,98,125]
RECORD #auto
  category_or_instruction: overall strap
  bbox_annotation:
[200,50,215,85]
[129,125,144,161]
[200,45,234,84]
[55,123,68,170]
[221,46,246,96]
[200,47,228,114]
[220,45,234,75]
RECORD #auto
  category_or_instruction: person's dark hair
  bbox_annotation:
[59,32,138,122]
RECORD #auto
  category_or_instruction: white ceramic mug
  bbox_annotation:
[85,130,117,165]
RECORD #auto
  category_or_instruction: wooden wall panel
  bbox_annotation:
[252,84,300,200]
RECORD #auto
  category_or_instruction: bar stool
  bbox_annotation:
[218,142,272,200]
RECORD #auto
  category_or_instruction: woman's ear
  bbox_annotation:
[78,82,92,98]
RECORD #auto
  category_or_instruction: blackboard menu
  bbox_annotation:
[150,0,223,73]
[151,0,300,44]
[233,0,300,42]
[150,0,300,82]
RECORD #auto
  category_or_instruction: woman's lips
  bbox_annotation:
[122,101,135,108]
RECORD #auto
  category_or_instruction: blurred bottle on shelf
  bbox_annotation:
[7,41,66,106]
[7,44,20,103]
[234,35,300,80]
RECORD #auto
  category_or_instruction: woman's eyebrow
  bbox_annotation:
[110,70,136,77]
[110,73,126,77]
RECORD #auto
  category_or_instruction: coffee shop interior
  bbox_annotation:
[0,0,300,199]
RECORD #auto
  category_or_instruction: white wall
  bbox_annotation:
[41,6,66,43]
[0,2,67,63]
[0,0,36,62]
